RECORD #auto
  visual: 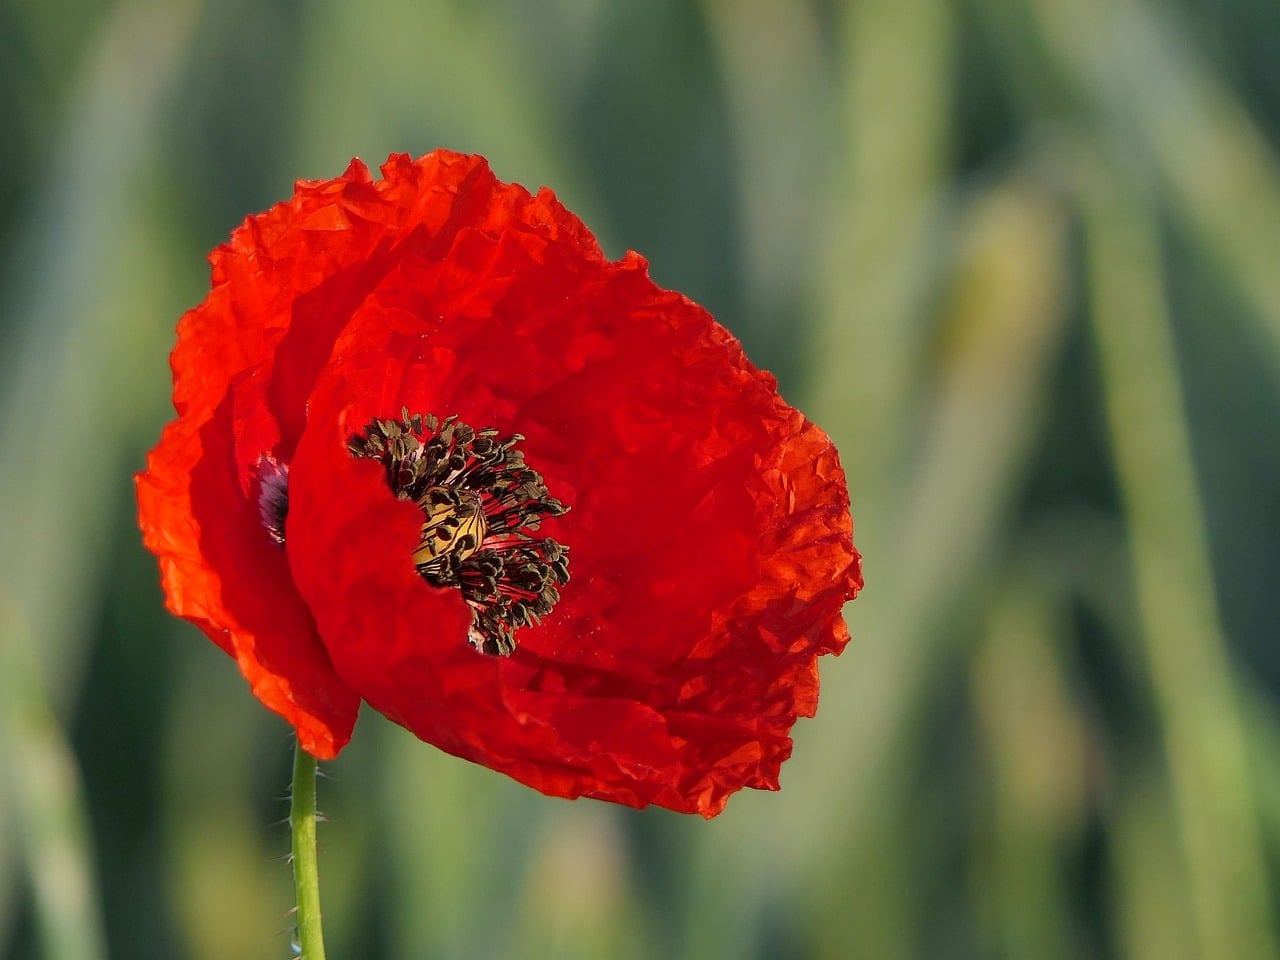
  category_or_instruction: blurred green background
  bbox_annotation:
[2,0,1280,957]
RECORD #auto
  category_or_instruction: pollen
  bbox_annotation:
[347,410,570,656]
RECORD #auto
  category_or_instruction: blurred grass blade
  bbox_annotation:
[835,170,1069,960]
[714,164,1071,959]
[1025,0,1280,372]
[812,0,954,500]
[0,0,202,700]
[0,740,13,951]
[292,0,581,219]
[375,725,513,960]
[700,0,830,338]
[815,166,1071,805]
[1112,772,1200,960]
[161,649,293,960]
[970,573,1090,960]
[0,604,106,960]
[1083,166,1276,960]
[0,0,201,949]
[673,3,954,953]
[1238,681,1280,886]
[509,806,646,960]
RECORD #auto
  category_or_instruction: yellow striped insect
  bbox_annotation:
[414,487,488,569]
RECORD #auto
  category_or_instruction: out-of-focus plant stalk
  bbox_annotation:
[971,575,1088,960]
[813,162,1071,958]
[813,0,953,494]
[0,604,107,960]
[1025,0,1280,371]
[1084,169,1277,960]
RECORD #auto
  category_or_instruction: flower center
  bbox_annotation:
[346,411,570,656]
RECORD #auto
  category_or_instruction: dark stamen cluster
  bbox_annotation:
[347,410,570,656]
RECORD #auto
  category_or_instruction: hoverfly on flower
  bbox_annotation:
[414,487,488,570]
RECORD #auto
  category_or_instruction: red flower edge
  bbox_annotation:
[136,150,862,816]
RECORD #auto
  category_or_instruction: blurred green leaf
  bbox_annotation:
[970,573,1091,960]
[1023,0,1280,376]
[1084,160,1276,960]
[0,604,105,960]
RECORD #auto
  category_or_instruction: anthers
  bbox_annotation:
[255,454,290,547]
[348,410,570,656]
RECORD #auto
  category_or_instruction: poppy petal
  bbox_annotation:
[281,173,859,814]
[141,150,860,815]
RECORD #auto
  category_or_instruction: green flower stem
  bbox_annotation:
[291,742,327,960]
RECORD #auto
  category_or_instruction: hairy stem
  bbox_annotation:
[291,742,327,960]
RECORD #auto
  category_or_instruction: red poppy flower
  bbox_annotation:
[137,150,862,817]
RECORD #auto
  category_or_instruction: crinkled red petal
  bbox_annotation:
[137,403,358,757]
[285,195,861,814]
[140,151,601,754]
[141,149,861,813]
